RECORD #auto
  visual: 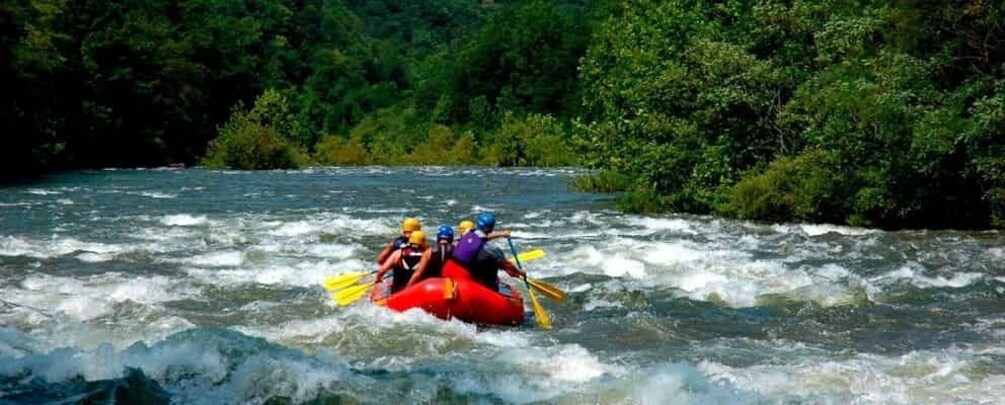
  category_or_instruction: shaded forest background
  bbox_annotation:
[3,0,1003,229]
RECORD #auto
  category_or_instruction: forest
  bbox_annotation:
[3,0,1003,229]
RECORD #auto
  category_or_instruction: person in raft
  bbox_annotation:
[457,219,511,242]
[405,224,455,288]
[443,212,526,292]
[376,217,421,265]
[374,230,429,294]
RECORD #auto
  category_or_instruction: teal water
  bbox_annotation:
[1,167,1003,404]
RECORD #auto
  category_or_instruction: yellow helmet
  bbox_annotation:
[408,230,427,246]
[402,217,421,232]
[458,220,475,234]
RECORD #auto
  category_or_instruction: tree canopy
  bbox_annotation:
[4,0,1003,229]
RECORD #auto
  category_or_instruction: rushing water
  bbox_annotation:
[0,167,1002,404]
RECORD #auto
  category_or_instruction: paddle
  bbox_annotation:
[334,279,383,306]
[504,250,565,303]
[324,272,372,291]
[528,279,565,303]
[322,249,548,293]
[508,238,551,329]
[511,248,545,263]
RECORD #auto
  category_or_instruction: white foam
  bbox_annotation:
[302,213,397,237]
[470,205,493,214]
[0,336,354,405]
[183,258,341,288]
[699,347,1005,404]
[560,235,881,308]
[640,241,706,264]
[129,226,197,245]
[568,210,607,226]
[872,265,986,289]
[778,223,879,236]
[624,216,697,233]
[0,235,123,259]
[75,251,113,262]
[522,210,549,219]
[509,231,552,240]
[304,244,357,259]
[136,191,177,199]
[974,318,1004,338]
[601,256,647,279]
[0,201,39,207]
[10,274,190,322]
[269,221,319,237]
[161,214,209,227]
[609,362,746,405]
[0,235,35,257]
[183,251,244,267]
[583,298,621,311]
[505,345,623,383]
[26,189,61,196]
[437,341,629,404]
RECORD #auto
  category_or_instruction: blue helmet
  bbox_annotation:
[435,224,454,242]
[476,212,496,233]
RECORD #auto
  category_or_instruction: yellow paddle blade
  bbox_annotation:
[529,279,565,303]
[323,272,370,291]
[509,249,545,264]
[527,286,552,329]
[334,282,375,306]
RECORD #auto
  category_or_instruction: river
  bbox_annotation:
[1,167,1002,404]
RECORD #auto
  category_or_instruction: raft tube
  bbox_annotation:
[369,277,525,326]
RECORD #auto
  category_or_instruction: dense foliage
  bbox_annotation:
[5,0,1003,228]
[2,0,588,178]
[576,0,1004,229]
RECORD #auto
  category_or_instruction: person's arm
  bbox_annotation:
[375,240,394,264]
[373,251,399,284]
[406,249,433,288]
[499,259,526,279]
[484,244,526,279]
[486,230,511,241]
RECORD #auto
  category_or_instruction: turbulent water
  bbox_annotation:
[0,167,1002,404]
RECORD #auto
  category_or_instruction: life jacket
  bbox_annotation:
[446,231,501,291]
[452,230,485,266]
[469,256,500,291]
[391,245,423,293]
[423,243,453,280]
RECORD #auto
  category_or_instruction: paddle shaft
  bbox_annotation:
[507,238,530,288]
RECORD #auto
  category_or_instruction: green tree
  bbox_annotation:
[432,0,589,123]
[577,0,1005,228]
[202,89,306,170]
[315,134,368,166]
[485,112,576,167]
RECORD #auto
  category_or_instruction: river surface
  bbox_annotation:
[0,167,1002,404]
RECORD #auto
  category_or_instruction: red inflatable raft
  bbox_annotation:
[369,277,525,326]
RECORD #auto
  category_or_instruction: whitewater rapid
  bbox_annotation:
[1,167,1002,404]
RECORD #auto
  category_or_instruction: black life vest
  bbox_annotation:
[392,245,424,292]
[469,256,500,291]
[424,243,453,280]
